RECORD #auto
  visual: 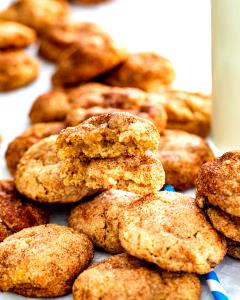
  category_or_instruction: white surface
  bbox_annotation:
[0,0,239,299]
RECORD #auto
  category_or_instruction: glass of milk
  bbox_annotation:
[212,0,240,151]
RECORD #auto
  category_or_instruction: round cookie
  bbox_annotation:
[196,151,240,217]
[39,22,110,62]
[162,89,211,137]
[227,239,240,260]
[157,130,214,190]
[61,152,165,195]
[15,135,90,203]
[0,21,36,50]
[73,253,201,300]
[0,0,69,33]
[207,207,240,242]
[0,50,39,91]
[52,36,127,87]
[57,112,160,160]
[0,224,93,297]
[68,189,141,253]
[5,122,65,176]
[66,87,167,133]
[0,179,48,242]
[119,191,226,274]
[29,90,70,123]
[103,52,175,92]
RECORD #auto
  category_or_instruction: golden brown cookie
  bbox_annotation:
[103,52,175,92]
[52,36,127,87]
[227,239,240,260]
[119,191,226,274]
[29,89,70,123]
[39,22,110,62]
[162,90,211,137]
[0,50,39,91]
[0,179,48,242]
[66,87,167,133]
[157,130,214,190]
[68,189,141,253]
[0,0,69,33]
[57,112,160,160]
[73,253,201,300]
[196,151,240,217]
[15,135,90,203]
[206,207,240,242]
[0,21,36,49]
[5,122,65,176]
[0,224,93,297]
[61,153,165,195]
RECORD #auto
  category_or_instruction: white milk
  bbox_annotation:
[212,0,240,151]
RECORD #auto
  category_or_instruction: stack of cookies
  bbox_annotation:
[196,151,240,260]
[0,20,39,91]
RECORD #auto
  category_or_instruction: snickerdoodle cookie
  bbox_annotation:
[0,21,35,50]
[73,253,201,300]
[119,191,226,274]
[157,130,214,190]
[0,0,69,33]
[206,207,240,243]
[0,179,48,242]
[227,239,240,260]
[15,135,90,203]
[0,50,39,91]
[52,36,127,87]
[196,151,240,217]
[61,152,165,195]
[0,224,93,297]
[68,189,141,253]
[65,87,167,133]
[162,90,211,137]
[103,52,175,92]
[39,22,110,62]
[57,112,160,160]
[5,122,65,176]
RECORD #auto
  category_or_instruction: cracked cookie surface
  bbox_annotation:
[73,253,201,300]
[0,224,93,297]
[68,189,141,253]
[119,191,226,274]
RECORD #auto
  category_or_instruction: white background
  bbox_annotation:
[0,0,239,299]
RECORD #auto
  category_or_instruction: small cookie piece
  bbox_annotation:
[52,36,127,87]
[163,90,211,137]
[66,87,167,133]
[0,50,39,91]
[207,207,240,242]
[103,52,175,92]
[15,135,90,203]
[5,122,65,176]
[73,253,201,300]
[0,0,69,33]
[68,189,141,253]
[57,112,160,160]
[119,191,226,274]
[29,90,70,123]
[196,151,240,217]
[0,224,93,297]
[157,130,214,190]
[0,179,48,242]
[0,21,35,50]
[61,153,165,195]
[227,239,240,260]
[72,0,111,5]
[39,22,110,62]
